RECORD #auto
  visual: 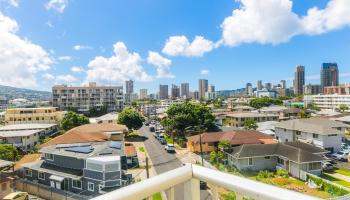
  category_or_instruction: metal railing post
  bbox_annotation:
[184,178,200,200]
[165,187,175,200]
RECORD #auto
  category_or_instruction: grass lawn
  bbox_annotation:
[335,169,350,177]
[321,174,350,188]
[152,192,162,200]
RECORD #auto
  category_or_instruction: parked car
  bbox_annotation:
[3,192,29,200]
[159,138,167,145]
[332,151,349,161]
[157,134,164,140]
[322,162,334,172]
[165,144,175,153]
[149,126,155,132]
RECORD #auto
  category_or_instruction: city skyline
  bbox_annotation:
[0,0,349,94]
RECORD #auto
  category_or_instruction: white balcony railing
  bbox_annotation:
[91,164,321,200]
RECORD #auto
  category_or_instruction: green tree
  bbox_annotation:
[60,111,89,131]
[221,192,236,200]
[163,103,216,135]
[0,144,18,161]
[243,118,258,130]
[249,97,283,109]
[338,104,349,113]
[117,107,144,135]
[218,140,231,152]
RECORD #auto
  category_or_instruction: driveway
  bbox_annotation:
[140,125,211,200]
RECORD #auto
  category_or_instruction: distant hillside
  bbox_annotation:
[0,85,52,101]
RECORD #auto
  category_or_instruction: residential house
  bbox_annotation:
[227,142,327,179]
[259,106,304,120]
[225,112,279,127]
[89,112,118,124]
[275,118,349,152]
[186,130,276,153]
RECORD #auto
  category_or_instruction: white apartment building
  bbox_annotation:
[304,94,350,111]
[275,118,349,152]
[52,82,123,113]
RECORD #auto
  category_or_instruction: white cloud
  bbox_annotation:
[6,0,19,7]
[42,73,55,80]
[86,42,152,83]
[0,12,52,88]
[55,74,77,83]
[162,35,215,57]
[220,0,350,46]
[71,66,84,73]
[58,56,71,61]
[147,51,174,78]
[73,44,93,51]
[45,0,68,13]
[200,69,209,75]
[46,21,53,28]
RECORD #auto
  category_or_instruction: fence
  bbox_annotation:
[16,179,90,200]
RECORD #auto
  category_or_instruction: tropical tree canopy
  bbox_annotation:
[60,111,89,131]
[117,107,144,131]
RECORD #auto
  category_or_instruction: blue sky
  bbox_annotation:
[0,0,349,93]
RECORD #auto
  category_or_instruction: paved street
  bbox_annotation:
[140,125,211,200]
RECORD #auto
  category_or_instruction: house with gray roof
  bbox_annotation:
[275,118,349,152]
[227,142,327,179]
[22,141,129,198]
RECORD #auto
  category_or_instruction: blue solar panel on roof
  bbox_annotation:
[65,146,94,153]
[110,141,122,149]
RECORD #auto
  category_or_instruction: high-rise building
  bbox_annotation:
[125,80,134,94]
[159,85,169,100]
[198,79,208,100]
[245,83,253,96]
[303,84,322,95]
[208,85,215,93]
[257,80,263,90]
[294,65,305,96]
[139,89,148,100]
[171,84,180,98]
[52,82,124,112]
[181,83,190,98]
[321,63,339,90]
[280,80,286,89]
[264,83,272,91]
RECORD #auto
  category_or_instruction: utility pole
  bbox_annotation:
[145,157,149,179]
[199,132,204,166]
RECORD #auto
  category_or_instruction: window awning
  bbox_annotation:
[49,175,65,182]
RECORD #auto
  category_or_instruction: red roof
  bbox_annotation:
[187,130,276,145]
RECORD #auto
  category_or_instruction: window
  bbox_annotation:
[72,180,82,189]
[86,162,103,171]
[264,156,270,159]
[38,172,45,180]
[313,133,318,139]
[45,153,54,161]
[25,169,32,177]
[88,182,94,191]
[308,162,321,170]
[105,163,120,172]
[296,131,301,136]
[248,158,253,166]
[277,157,284,165]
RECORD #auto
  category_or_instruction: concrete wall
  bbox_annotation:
[229,156,277,171]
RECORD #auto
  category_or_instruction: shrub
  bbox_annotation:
[276,169,289,178]
[307,175,349,196]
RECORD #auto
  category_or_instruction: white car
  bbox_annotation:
[165,144,175,153]
[332,151,349,161]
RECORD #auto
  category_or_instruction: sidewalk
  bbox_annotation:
[328,172,350,183]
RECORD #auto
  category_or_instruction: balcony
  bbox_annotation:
[91,164,320,200]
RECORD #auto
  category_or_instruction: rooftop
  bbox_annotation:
[226,112,278,118]
[0,123,57,131]
[187,130,276,145]
[23,160,82,179]
[0,129,42,137]
[275,118,350,135]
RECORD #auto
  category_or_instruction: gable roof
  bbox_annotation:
[275,118,349,135]
[231,143,326,163]
[187,130,276,145]
[284,141,328,154]
[41,123,127,147]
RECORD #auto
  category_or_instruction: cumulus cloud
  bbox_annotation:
[71,66,84,73]
[147,51,174,78]
[42,73,55,80]
[58,56,71,61]
[0,12,52,88]
[162,35,215,57]
[55,74,77,83]
[6,0,19,7]
[45,0,68,13]
[86,42,152,83]
[200,69,209,75]
[73,44,93,51]
[220,0,350,46]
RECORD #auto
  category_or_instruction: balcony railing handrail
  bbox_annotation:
[91,164,322,200]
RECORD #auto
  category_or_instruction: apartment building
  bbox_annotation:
[4,107,63,125]
[324,84,350,95]
[52,82,123,113]
[304,94,350,111]
[225,112,279,127]
[275,118,349,152]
